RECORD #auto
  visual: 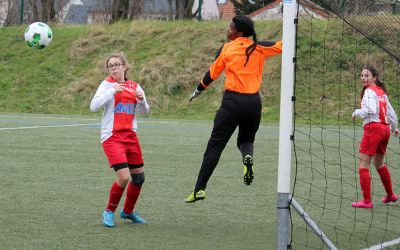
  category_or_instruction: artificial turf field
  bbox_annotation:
[1,113,399,250]
[0,113,280,249]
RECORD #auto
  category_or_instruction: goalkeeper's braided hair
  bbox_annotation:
[360,65,387,99]
[232,15,257,67]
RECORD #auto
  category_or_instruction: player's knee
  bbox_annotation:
[131,173,145,186]
[113,163,130,186]
[120,175,131,185]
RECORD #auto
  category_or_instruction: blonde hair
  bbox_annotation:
[106,52,130,80]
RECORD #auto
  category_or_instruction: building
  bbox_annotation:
[57,0,175,24]
[57,0,90,24]
[249,0,329,20]
[0,0,8,26]
[217,0,236,20]
[192,0,220,20]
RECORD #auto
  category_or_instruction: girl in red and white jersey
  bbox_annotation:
[352,65,398,208]
[90,52,150,226]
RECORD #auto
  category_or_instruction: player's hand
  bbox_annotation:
[189,89,203,102]
[113,83,125,92]
[352,113,356,122]
[135,90,144,102]
[393,128,399,137]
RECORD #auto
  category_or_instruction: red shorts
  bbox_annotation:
[359,122,390,156]
[102,131,144,167]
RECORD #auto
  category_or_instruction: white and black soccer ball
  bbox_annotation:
[24,22,53,49]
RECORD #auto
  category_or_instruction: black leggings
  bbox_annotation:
[194,90,262,191]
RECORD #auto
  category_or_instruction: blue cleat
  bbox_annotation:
[120,210,147,224]
[102,210,115,227]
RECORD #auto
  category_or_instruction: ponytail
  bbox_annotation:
[244,32,257,67]
[232,15,257,67]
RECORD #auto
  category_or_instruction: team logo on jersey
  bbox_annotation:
[113,103,136,114]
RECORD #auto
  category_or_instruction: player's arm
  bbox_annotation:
[90,82,116,112]
[190,46,225,102]
[135,85,150,116]
[386,97,398,134]
[352,89,378,119]
[259,40,283,57]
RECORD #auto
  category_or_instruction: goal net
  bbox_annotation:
[289,0,400,249]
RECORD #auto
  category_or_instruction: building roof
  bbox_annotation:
[300,0,330,18]
[249,0,329,20]
[63,4,88,24]
[144,0,176,13]
[218,0,236,20]
[249,0,281,18]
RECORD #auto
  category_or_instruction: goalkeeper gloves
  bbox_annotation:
[189,89,203,102]
[189,83,206,102]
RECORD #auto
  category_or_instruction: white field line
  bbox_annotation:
[363,237,400,250]
[0,119,279,130]
[0,123,100,131]
[0,113,279,129]
[0,114,100,121]
[0,114,360,132]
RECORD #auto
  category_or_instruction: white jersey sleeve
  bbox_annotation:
[385,96,398,132]
[90,81,116,112]
[352,89,378,120]
[135,84,150,116]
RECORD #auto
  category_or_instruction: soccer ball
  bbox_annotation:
[24,22,53,49]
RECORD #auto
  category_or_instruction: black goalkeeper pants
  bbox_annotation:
[194,90,262,191]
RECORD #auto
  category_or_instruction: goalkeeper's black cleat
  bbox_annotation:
[185,190,206,203]
[243,155,254,185]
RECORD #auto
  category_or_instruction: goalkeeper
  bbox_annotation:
[186,15,282,203]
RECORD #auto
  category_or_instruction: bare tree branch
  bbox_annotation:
[129,0,144,20]
[42,0,56,22]
[175,0,195,20]
[111,0,129,21]
[4,0,19,25]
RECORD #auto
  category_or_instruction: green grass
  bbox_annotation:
[292,125,400,249]
[0,113,279,249]
[1,19,399,124]
[0,20,283,122]
[2,16,400,249]
[1,113,399,249]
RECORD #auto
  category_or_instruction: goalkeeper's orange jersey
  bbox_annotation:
[204,37,282,94]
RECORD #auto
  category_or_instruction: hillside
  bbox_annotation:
[0,19,398,123]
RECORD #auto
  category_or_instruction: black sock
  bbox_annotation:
[239,142,253,158]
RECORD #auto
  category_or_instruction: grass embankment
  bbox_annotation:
[0,19,398,123]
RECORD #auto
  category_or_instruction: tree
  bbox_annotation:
[129,0,144,20]
[231,0,275,15]
[4,0,20,25]
[42,0,56,22]
[175,0,195,20]
[111,0,129,21]
[29,0,39,22]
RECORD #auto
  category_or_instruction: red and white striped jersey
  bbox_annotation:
[353,85,397,131]
[90,76,150,142]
